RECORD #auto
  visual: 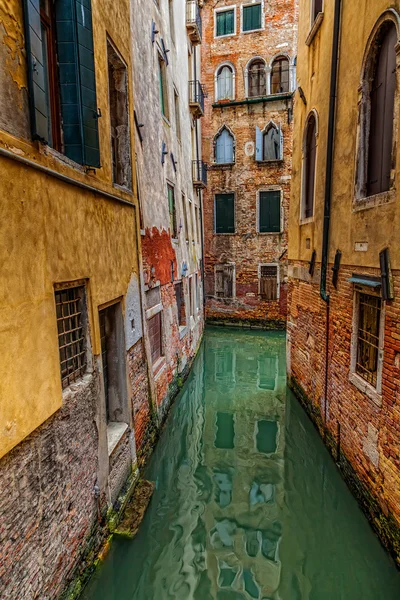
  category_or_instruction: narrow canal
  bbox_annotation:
[83,328,400,599]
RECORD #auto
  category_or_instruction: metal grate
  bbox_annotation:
[356,293,381,387]
[55,286,86,389]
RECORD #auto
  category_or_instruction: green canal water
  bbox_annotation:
[82,328,400,599]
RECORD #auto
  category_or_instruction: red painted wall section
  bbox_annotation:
[141,227,177,287]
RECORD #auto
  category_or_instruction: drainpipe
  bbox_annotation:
[320,0,342,436]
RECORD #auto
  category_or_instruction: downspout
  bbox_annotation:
[320,0,342,436]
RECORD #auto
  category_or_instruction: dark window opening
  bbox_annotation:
[313,0,323,21]
[243,3,262,32]
[216,9,235,36]
[260,265,278,300]
[215,264,234,298]
[55,285,87,389]
[108,41,132,189]
[168,184,177,238]
[174,90,181,141]
[175,282,186,326]
[215,193,235,233]
[270,57,290,94]
[99,303,126,423]
[263,125,281,160]
[248,59,266,97]
[304,114,317,218]
[259,191,281,233]
[215,412,235,449]
[40,0,62,150]
[256,420,278,454]
[356,293,381,388]
[159,55,169,119]
[148,311,163,364]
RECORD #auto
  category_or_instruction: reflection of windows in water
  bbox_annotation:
[245,529,261,558]
[261,526,281,562]
[215,412,235,449]
[215,350,235,383]
[210,519,237,549]
[256,420,278,454]
[214,470,233,508]
[243,568,260,599]
[257,355,278,390]
[218,561,237,588]
[249,481,274,506]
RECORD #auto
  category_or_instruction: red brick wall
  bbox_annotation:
[128,339,152,451]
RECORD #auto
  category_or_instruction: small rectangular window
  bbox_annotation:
[215,193,235,234]
[355,293,382,388]
[55,285,87,389]
[168,184,177,238]
[146,286,161,309]
[215,412,235,449]
[189,276,194,317]
[148,312,163,364]
[259,265,278,300]
[175,282,186,326]
[215,264,234,298]
[243,3,262,32]
[216,9,235,37]
[158,55,169,120]
[99,302,126,424]
[259,191,281,233]
[182,193,189,241]
[174,90,181,141]
[195,205,200,241]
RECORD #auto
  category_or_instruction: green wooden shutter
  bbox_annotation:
[23,0,49,142]
[55,0,100,167]
[259,191,280,232]
[215,194,235,233]
[217,10,234,36]
[243,4,261,31]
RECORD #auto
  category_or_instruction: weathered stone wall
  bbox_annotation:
[128,339,152,453]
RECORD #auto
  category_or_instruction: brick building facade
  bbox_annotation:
[288,0,400,565]
[201,0,298,328]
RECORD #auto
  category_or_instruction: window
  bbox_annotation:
[195,273,200,312]
[215,193,235,233]
[158,54,169,120]
[148,312,163,364]
[247,59,266,97]
[302,113,317,219]
[243,3,262,32]
[174,90,181,141]
[175,282,186,326]
[24,0,100,165]
[182,193,189,241]
[259,191,281,233]
[312,0,323,22]
[258,355,278,390]
[108,41,132,189]
[189,276,194,317]
[256,420,278,454]
[270,57,290,94]
[215,127,235,164]
[167,184,177,238]
[99,302,127,423]
[55,285,87,389]
[259,265,278,300]
[216,65,234,101]
[215,413,235,449]
[169,0,175,43]
[256,123,283,161]
[355,292,382,388]
[195,205,200,241]
[215,264,235,298]
[216,9,235,37]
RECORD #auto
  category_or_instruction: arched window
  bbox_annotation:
[248,59,266,97]
[256,123,283,162]
[270,57,290,94]
[303,114,317,219]
[216,65,234,101]
[215,127,235,164]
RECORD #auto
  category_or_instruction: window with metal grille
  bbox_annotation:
[167,184,177,238]
[215,264,234,298]
[216,9,235,36]
[243,3,262,31]
[248,59,266,97]
[215,193,235,233]
[303,113,317,219]
[148,312,163,364]
[175,282,186,326]
[55,286,87,389]
[270,57,290,94]
[259,191,281,233]
[259,265,278,300]
[356,293,382,388]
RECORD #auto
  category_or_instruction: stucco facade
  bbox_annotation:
[201,0,298,328]
[287,0,400,565]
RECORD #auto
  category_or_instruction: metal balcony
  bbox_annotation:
[189,80,205,118]
[192,160,207,188]
[186,1,202,45]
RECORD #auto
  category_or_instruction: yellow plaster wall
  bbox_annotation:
[0,0,139,458]
[289,0,400,269]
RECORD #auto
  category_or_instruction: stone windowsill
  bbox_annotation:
[107,422,129,456]
[305,12,324,46]
[353,189,396,212]
[145,302,163,320]
[349,372,382,408]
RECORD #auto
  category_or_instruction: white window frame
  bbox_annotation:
[349,286,385,406]
[258,263,280,299]
[306,0,324,46]
[256,188,283,234]
[300,109,319,224]
[241,1,264,34]
[214,5,237,39]
[214,192,236,234]
[214,62,236,102]
[214,125,236,165]
[214,263,236,299]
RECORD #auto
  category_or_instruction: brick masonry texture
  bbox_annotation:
[128,339,152,452]
[287,263,400,564]
[201,0,298,326]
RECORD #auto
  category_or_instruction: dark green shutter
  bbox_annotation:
[243,4,261,31]
[215,194,235,233]
[23,0,49,142]
[55,0,100,167]
[217,10,234,36]
[259,191,280,233]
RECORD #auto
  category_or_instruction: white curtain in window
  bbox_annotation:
[217,66,233,100]
[216,129,234,163]
[263,126,280,160]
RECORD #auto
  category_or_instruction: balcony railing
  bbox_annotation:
[186,1,202,44]
[192,160,207,188]
[189,80,205,118]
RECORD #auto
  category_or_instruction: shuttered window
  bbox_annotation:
[243,4,262,32]
[304,114,317,218]
[215,193,235,233]
[217,66,234,101]
[259,191,281,233]
[159,55,169,120]
[168,184,177,238]
[148,312,163,364]
[215,128,234,163]
[175,282,186,326]
[259,265,278,300]
[270,57,290,94]
[313,0,323,21]
[23,0,100,166]
[216,9,235,37]
[215,264,235,298]
[367,23,396,197]
[263,126,281,160]
[248,60,266,97]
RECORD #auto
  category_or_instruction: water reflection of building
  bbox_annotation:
[203,329,286,600]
